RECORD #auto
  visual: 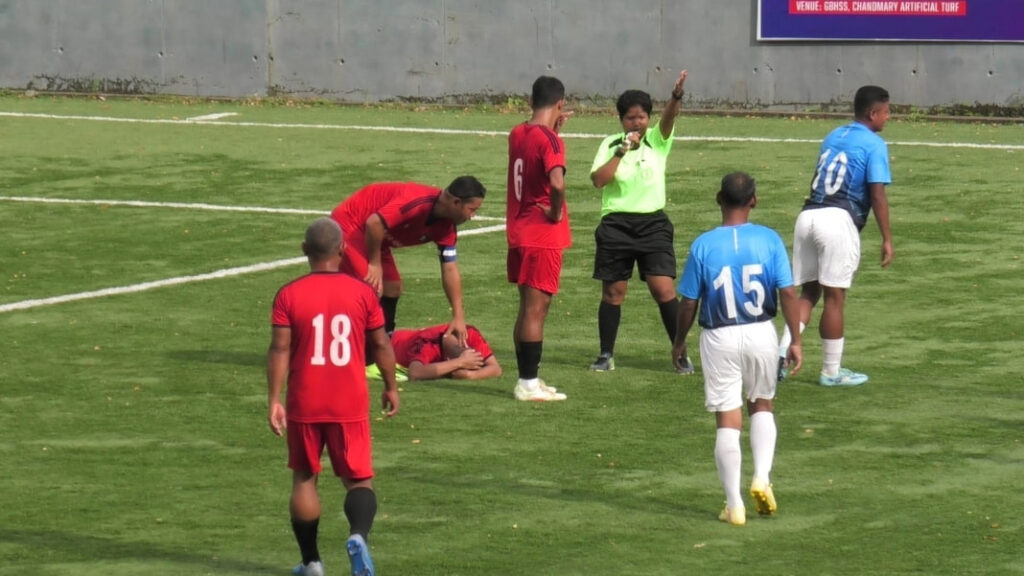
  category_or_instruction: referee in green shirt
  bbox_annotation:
[588,69,693,374]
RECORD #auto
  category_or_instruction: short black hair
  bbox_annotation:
[854,85,890,118]
[446,175,486,200]
[719,172,757,207]
[531,76,565,109]
[616,89,653,118]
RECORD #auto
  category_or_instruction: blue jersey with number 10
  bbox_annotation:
[678,223,793,330]
[806,121,891,231]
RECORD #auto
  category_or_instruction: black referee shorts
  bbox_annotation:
[592,211,678,282]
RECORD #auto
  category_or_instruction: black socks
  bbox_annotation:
[344,486,378,540]
[598,301,622,356]
[517,340,543,380]
[291,517,321,565]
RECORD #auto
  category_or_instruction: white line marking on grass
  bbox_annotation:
[0,196,505,221]
[1,111,1021,150]
[186,112,239,121]
[0,196,326,215]
[0,258,304,313]
[0,223,507,314]
[458,224,506,236]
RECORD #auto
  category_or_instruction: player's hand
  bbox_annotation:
[444,319,468,346]
[457,348,484,371]
[784,344,803,376]
[880,240,894,268]
[671,342,690,372]
[381,389,400,418]
[555,110,574,133]
[539,203,563,223]
[623,131,641,151]
[268,401,287,436]
[673,69,689,96]
[364,263,384,295]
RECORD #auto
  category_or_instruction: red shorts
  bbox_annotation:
[287,420,374,480]
[340,235,402,283]
[507,246,563,295]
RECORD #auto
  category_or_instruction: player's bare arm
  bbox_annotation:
[266,325,291,436]
[590,135,638,188]
[451,355,502,380]
[870,183,894,267]
[778,286,804,375]
[554,110,574,133]
[369,326,400,417]
[453,347,485,371]
[440,261,468,346]
[407,361,451,381]
[363,213,388,294]
[408,347,484,380]
[407,356,471,381]
[671,297,699,372]
[659,69,688,139]
[543,166,566,222]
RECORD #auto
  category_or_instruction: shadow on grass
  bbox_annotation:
[168,349,264,367]
[0,528,280,574]
[401,378,510,399]
[404,465,714,524]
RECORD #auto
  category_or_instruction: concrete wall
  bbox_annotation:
[1,0,1021,109]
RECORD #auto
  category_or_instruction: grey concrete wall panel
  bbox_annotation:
[0,0,267,97]
[268,0,448,100]
[156,1,268,97]
[1,0,1021,108]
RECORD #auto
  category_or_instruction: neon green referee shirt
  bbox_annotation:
[590,126,675,217]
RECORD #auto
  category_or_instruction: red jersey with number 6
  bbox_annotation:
[506,122,571,249]
[271,272,384,423]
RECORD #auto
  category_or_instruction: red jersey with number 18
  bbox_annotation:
[506,122,571,249]
[271,271,384,423]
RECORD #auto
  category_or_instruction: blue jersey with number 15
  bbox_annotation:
[678,223,793,330]
[805,121,891,231]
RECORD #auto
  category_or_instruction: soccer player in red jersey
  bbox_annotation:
[390,324,502,381]
[267,217,400,576]
[506,76,572,402]
[329,176,486,344]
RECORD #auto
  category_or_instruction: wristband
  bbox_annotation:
[614,147,626,158]
[671,90,683,101]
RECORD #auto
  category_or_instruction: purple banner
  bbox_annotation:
[758,0,1024,42]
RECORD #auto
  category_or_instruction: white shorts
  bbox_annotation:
[699,321,779,413]
[792,207,861,288]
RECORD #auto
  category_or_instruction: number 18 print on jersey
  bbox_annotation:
[272,272,384,423]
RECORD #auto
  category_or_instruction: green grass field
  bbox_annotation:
[1,95,1022,576]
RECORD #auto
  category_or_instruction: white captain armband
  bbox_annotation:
[438,245,458,263]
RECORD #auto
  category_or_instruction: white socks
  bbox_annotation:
[822,337,844,377]
[715,428,743,510]
[781,324,845,377]
[749,411,777,483]
[518,378,540,391]
[716,414,778,509]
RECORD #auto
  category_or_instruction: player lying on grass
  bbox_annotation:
[389,324,502,381]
